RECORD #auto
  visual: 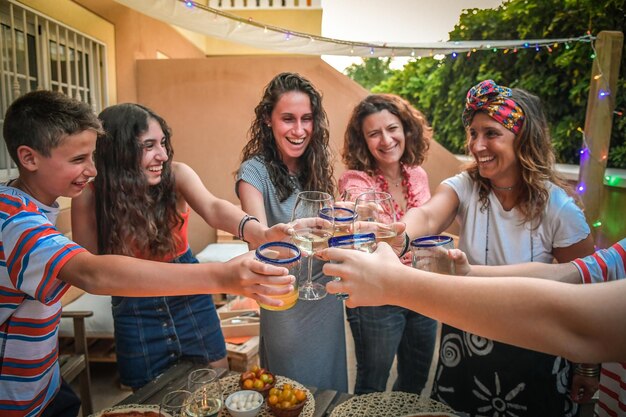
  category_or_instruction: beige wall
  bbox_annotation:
[136,56,461,252]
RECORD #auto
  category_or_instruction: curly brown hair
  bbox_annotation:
[94,103,183,258]
[239,72,334,201]
[465,88,573,226]
[342,94,431,175]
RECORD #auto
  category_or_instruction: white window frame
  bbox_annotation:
[0,0,108,181]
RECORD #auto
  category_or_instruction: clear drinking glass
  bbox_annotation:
[255,241,301,311]
[410,235,456,275]
[160,389,191,417]
[186,369,223,417]
[340,186,375,203]
[353,191,397,245]
[290,191,335,300]
[320,206,356,237]
[328,233,376,300]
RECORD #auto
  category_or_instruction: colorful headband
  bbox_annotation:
[462,79,525,135]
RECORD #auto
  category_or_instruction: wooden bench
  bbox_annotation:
[59,310,94,416]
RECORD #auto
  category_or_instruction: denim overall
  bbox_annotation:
[111,248,226,388]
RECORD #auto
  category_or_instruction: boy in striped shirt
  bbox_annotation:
[1,90,293,416]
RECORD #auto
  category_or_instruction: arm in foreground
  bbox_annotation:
[60,250,294,308]
[321,244,626,363]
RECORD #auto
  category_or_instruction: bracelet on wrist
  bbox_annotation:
[398,232,410,258]
[238,214,260,243]
[574,363,601,377]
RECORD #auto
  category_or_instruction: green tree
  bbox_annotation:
[345,57,397,91]
[376,0,626,168]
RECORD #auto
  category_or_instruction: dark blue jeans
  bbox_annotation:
[42,378,80,417]
[347,305,437,394]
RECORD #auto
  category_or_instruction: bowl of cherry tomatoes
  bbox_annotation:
[267,383,307,417]
[239,365,275,398]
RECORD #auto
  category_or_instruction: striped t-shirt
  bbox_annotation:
[572,238,626,417]
[0,186,86,416]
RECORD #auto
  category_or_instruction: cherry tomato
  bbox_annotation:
[294,389,306,402]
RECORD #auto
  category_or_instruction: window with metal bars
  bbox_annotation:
[0,0,108,181]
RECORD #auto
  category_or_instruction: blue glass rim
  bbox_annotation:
[410,235,453,248]
[319,206,356,223]
[328,233,376,247]
[256,241,301,264]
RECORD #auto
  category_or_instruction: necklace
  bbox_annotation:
[485,204,534,265]
[491,183,516,191]
[384,174,402,187]
[376,164,415,217]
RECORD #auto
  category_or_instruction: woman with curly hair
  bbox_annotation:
[236,72,345,391]
[402,80,595,416]
[71,103,291,389]
[338,94,436,395]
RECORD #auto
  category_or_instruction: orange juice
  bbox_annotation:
[255,242,301,311]
[258,286,298,311]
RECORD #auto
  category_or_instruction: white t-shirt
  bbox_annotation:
[443,172,590,265]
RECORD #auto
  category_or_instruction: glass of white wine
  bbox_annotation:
[353,191,397,245]
[290,191,334,301]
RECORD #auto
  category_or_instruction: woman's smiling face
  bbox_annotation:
[269,91,313,173]
[468,112,520,184]
[362,109,405,170]
[139,118,169,186]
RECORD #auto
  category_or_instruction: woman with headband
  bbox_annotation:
[401,80,595,416]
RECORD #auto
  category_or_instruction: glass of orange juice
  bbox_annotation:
[255,242,301,311]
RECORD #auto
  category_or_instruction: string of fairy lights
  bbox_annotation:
[575,38,623,230]
[168,0,595,57]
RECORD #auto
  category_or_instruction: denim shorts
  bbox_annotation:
[111,248,226,388]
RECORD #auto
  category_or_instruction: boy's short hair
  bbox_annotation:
[2,90,103,165]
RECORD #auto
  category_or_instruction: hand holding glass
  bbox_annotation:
[328,233,376,300]
[290,191,334,300]
[255,242,301,310]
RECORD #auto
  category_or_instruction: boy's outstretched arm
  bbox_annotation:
[60,250,294,308]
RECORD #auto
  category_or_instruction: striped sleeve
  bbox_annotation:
[571,238,626,284]
[236,157,268,198]
[1,195,85,304]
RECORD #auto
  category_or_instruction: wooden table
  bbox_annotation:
[116,360,352,417]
